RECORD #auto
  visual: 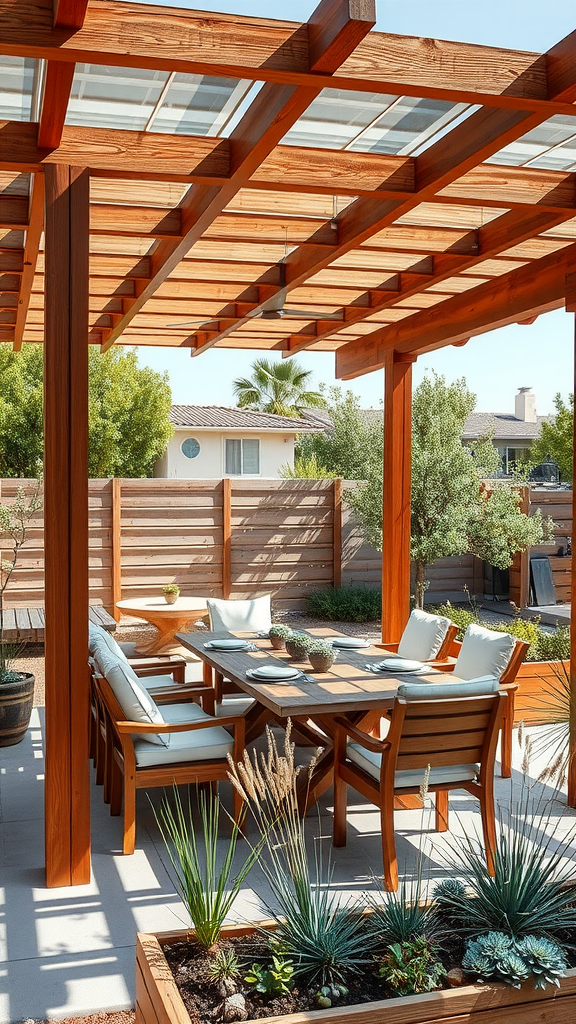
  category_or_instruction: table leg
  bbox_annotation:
[134,618,196,655]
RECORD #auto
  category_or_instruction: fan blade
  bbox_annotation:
[281,308,341,319]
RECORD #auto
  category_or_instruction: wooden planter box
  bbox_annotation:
[136,925,576,1024]
[514,659,568,726]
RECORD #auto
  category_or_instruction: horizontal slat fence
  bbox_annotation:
[510,487,573,606]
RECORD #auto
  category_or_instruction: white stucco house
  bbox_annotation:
[154,405,323,479]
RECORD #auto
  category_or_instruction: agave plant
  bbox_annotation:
[367,878,446,949]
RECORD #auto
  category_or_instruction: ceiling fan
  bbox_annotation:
[165,262,339,328]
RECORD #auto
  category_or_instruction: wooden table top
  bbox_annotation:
[116,596,208,616]
[176,627,455,718]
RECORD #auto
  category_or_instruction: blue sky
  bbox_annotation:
[134,0,576,417]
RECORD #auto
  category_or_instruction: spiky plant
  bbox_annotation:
[153,785,265,950]
[206,947,240,984]
[525,660,572,788]
[228,725,373,987]
[438,783,576,940]
[432,879,467,906]
[367,879,445,949]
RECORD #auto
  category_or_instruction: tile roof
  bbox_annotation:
[169,405,324,431]
[462,412,552,441]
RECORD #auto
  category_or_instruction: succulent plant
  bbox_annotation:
[308,640,336,672]
[269,625,293,639]
[285,632,315,659]
[462,931,567,991]
[432,879,468,910]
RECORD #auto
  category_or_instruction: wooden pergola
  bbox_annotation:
[2,0,576,886]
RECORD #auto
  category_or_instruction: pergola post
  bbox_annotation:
[381,351,415,642]
[44,164,91,887]
[565,273,576,806]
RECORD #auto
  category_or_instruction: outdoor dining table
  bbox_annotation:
[176,626,457,810]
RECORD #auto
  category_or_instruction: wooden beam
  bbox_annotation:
[98,0,376,352]
[14,173,45,352]
[336,242,576,378]
[37,0,88,149]
[44,163,90,887]
[3,1,575,115]
[381,352,413,642]
[53,0,88,27]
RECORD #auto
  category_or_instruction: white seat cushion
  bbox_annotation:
[397,676,499,700]
[207,595,272,632]
[216,696,255,716]
[346,742,479,787]
[140,673,180,692]
[397,609,451,661]
[93,645,168,747]
[133,702,234,767]
[454,623,515,680]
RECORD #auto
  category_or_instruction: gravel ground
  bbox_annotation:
[15,1013,135,1024]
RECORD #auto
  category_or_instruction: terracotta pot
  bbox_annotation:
[0,672,35,746]
[163,592,179,605]
[270,635,287,650]
[309,652,336,673]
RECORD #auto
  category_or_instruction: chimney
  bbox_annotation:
[515,387,537,423]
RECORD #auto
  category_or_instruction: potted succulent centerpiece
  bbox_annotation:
[268,624,293,650]
[162,583,180,605]
[285,632,315,660]
[307,639,336,673]
[0,480,43,747]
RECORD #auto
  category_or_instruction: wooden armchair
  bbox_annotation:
[376,623,458,661]
[333,688,506,891]
[93,671,245,854]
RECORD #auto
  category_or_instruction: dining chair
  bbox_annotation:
[206,595,272,704]
[332,677,506,891]
[376,608,458,662]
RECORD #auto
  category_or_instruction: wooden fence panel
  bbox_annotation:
[509,488,573,605]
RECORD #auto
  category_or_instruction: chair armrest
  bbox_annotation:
[374,641,400,652]
[427,659,456,672]
[132,658,186,683]
[116,713,242,735]
[153,685,213,703]
[332,715,390,754]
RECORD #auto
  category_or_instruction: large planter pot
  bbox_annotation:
[0,672,35,746]
[135,925,576,1024]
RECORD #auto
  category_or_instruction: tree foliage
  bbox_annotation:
[233,357,325,416]
[348,373,549,607]
[530,392,572,482]
[296,386,383,480]
[0,344,173,478]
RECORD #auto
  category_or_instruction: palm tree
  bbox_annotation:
[233,358,326,417]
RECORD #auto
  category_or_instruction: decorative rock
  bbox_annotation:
[446,967,467,987]
[217,992,248,1021]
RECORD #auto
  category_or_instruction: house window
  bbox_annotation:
[225,438,260,475]
[181,437,201,459]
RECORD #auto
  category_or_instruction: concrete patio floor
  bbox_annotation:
[1,706,575,1024]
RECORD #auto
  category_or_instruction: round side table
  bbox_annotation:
[115,596,209,655]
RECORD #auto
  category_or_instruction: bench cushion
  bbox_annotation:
[346,741,479,787]
[454,623,515,680]
[89,621,131,666]
[397,675,499,700]
[397,609,451,661]
[134,702,234,767]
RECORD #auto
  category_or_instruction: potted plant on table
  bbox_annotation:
[268,624,293,650]
[307,639,336,673]
[162,583,180,605]
[0,479,43,746]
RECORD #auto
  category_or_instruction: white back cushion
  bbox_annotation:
[94,644,168,747]
[89,621,130,665]
[397,609,451,661]
[207,595,272,632]
[397,675,499,700]
[454,623,516,681]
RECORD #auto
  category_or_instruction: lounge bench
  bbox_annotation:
[0,605,116,643]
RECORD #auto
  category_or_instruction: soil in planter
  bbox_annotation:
[163,933,467,1024]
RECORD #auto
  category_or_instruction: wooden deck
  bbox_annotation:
[0,605,116,643]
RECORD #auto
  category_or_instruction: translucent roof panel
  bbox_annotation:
[0,56,36,121]
[486,114,576,170]
[282,88,399,149]
[150,74,253,135]
[66,64,169,130]
[282,88,472,155]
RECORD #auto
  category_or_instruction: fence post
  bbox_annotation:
[333,478,342,588]
[111,477,122,620]
[222,477,232,599]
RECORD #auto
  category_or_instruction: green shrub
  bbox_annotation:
[245,954,294,997]
[376,938,446,996]
[432,601,570,662]
[306,586,381,622]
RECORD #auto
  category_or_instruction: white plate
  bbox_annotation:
[331,637,371,649]
[381,658,425,673]
[204,639,251,651]
[247,665,301,681]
